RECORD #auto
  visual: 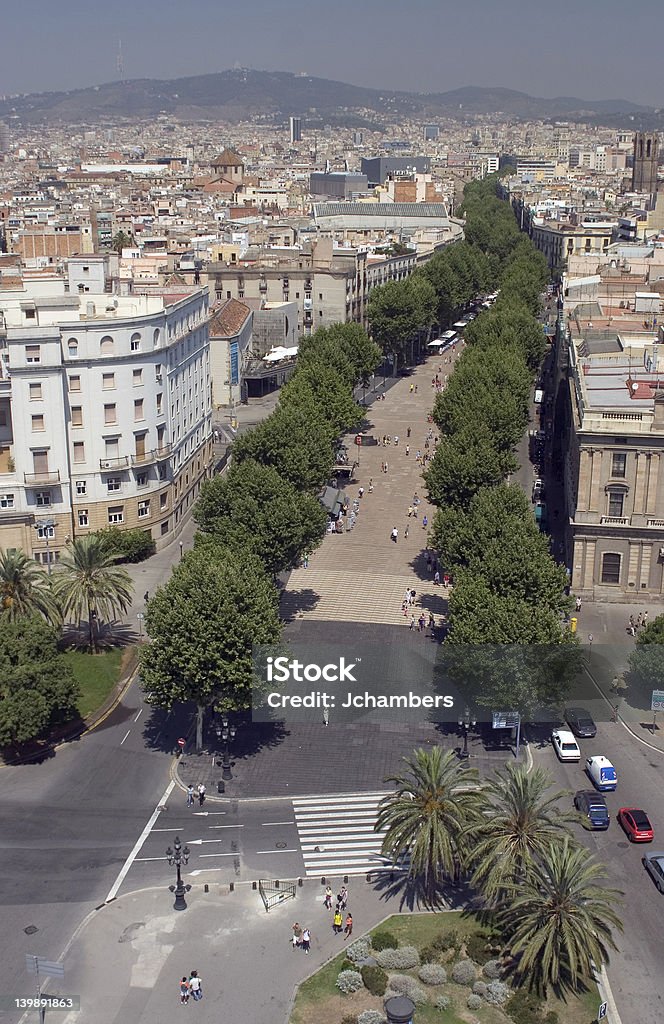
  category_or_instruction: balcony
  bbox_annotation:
[155,444,171,460]
[99,456,129,471]
[131,446,170,467]
[24,470,60,485]
[600,515,629,526]
[647,519,664,528]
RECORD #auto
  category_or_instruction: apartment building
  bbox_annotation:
[560,327,664,602]
[0,283,212,562]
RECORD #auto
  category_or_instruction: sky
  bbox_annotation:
[3,0,662,107]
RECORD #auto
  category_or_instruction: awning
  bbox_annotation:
[263,345,299,363]
[319,486,348,517]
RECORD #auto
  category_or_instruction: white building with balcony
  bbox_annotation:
[0,282,212,562]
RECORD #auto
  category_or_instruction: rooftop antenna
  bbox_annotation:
[116,39,124,82]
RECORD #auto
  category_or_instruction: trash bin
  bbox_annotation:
[217,781,225,794]
[570,616,577,633]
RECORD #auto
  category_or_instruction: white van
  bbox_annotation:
[585,755,617,792]
[534,388,544,405]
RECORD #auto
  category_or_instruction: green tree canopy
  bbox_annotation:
[0,548,59,624]
[194,458,328,576]
[52,536,133,651]
[628,613,664,691]
[368,276,437,365]
[280,360,363,435]
[0,617,79,747]
[425,424,516,509]
[297,323,380,388]
[140,545,281,750]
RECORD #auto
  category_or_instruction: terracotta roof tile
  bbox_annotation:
[209,298,251,338]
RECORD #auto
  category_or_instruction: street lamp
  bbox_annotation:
[137,612,145,640]
[34,518,55,576]
[216,715,237,781]
[457,706,477,760]
[165,835,191,911]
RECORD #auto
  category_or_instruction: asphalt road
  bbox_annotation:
[0,675,185,1016]
[533,715,664,1024]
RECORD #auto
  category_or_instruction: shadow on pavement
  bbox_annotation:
[61,620,138,650]
[371,870,469,912]
[280,587,321,622]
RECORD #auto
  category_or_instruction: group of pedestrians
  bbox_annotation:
[179,970,203,1005]
[186,783,206,807]
[291,922,312,954]
[323,884,353,938]
[627,611,649,636]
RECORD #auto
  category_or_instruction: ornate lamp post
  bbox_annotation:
[166,835,191,911]
[216,715,237,782]
[458,706,477,760]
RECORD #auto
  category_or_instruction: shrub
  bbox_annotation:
[485,980,510,1006]
[419,944,439,965]
[473,981,488,997]
[418,963,447,986]
[434,994,451,1012]
[94,526,155,564]
[336,970,363,994]
[341,1016,357,1024]
[386,975,426,1003]
[371,930,398,952]
[451,959,477,986]
[482,958,503,980]
[375,946,420,970]
[506,988,548,1024]
[346,938,371,964]
[340,959,355,973]
[465,931,493,965]
[361,965,388,997]
[467,993,483,1010]
[357,1012,386,1024]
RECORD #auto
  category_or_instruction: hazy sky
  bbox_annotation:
[4,0,662,107]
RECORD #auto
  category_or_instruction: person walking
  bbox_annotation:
[434,569,440,586]
[188,971,202,1001]
[407,504,413,518]
[333,908,343,934]
[418,613,426,633]
[179,977,190,1005]
[409,383,414,394]
[383,461,388,474]
[358,486,364,499]
[407,426,411,438]
[380,460,385,474]
[301,927,311,954]
[368,478,374,493]
[404,587,411,605]
[292,922,302,950]
[643,610,649,628]
[394,435,399,446]
[339,885,348,910]
[575,596,581,612]
[197,783,206,807]
[409,615,416,631]
[404,524,409,539]
[391,526,398,543]
[422,514,428,529]
[324,886,333,909]
[344,913,353,939]
[323,706,329,727]
[405,444,410,456]
[186,785,195,808]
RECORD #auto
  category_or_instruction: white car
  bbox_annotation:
[552,729,581,762]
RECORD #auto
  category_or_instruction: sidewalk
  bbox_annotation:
[47,879,463,1024]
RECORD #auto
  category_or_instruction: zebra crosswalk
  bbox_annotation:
[292,791,396,877]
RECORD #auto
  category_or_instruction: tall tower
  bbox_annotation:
[289,116,302,144]
[632,131,659,196]
[116,39,124,82]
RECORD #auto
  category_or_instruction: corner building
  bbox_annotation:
[0,287,212,563]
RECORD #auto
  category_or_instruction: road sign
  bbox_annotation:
[355,435,362,446]
[597,1000,608,1021]
[651,690,664,712]
[177,737,186,749]
[25,956,64,979]
[492,712,520,729]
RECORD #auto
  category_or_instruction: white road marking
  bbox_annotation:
[208,824,244,829]
[262,821,295,826]
[186,838,224,845]
[105,779,175,902]
[199,852,241,858]
[192,811,227,816]
[120,730,131,745]
[133,857,169,863]
[256,848,298,855]
[133,708,143,723]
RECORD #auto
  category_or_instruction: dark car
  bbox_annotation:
[574,790,610,830]
[618,807,654,843]
[565,706,597,738]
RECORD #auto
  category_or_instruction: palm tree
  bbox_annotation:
[52,536,133,651]
[0,548,59,623]
[376,747,482,901]
[464,763,574,904]
[499,838,623,994]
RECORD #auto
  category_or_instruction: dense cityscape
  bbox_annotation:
[1,9,664,1024]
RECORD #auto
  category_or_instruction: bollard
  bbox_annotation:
[298,878,303,887]
[230,882,234,892]
[217,780,225,794]
[204,884,209,894]
[252,881,257,890]
[343,875,348,884]
[275,879,280,888]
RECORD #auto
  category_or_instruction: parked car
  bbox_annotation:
[552,729,581,762]
[532,478,544,502]
[643,851,664,892]
[574,790,610,830]
[618,807,654,843]
[534,502,548,528]
[564,706,597,738]
[585,755,617,791]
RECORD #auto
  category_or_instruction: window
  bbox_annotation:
[607,491,624,517]
[35,550,58,566]
[611,453,627,478]
[31,415,45,432]
[134,398,144,421]
[35,491,51,507]
[160,493,168,509]
[76,480,86,495]
[68,339,78,357]
[130,333,141,352]
[26,345,41,363]
[106,477,121,492]
[156,392,163,415]
[104,438,119,459]
[136,472,148,488]
[158,465,167,481]
[155,363,162,380]
[138,499,150,519]
[108,506,124,525]
[25,309,36,320]
[104,404,117,425]
[160,520,169,536]
[102,373,115,390]
[601,552,621,585]
[36,524,55,540]
[73,442,85,464]
[71,406,83,427]
[153,328,160,347]
[78,509,89,528]
[100,335,114,355]
[69,375,81,392]
[29,383,42,401]
[0,493,15,509]
[133,368,143,387]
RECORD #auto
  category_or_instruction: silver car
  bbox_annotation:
[643,851,664,893]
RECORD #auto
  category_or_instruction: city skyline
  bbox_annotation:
[3,0,663,108]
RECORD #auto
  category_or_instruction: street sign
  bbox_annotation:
[651,690,664,712]
[177,737,186,749]
[25,956,64,979]
[597,1000,608,1021]
[355,435,362,447]
[492,712,520,729]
